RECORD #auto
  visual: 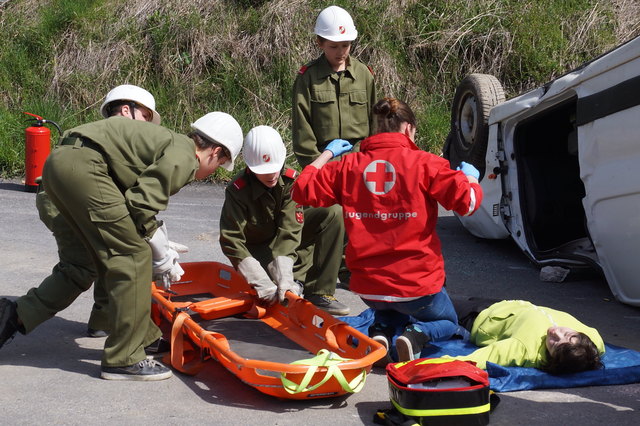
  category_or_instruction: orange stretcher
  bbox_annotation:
[150,261,386,400]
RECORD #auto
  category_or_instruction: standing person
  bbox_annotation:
[36,84,165,339]
[0,111,243,380]
[219,126,348,315]
[292,5,376,166]
[449,298,604,374]
[292,5,375,302]
[292,97,484,362]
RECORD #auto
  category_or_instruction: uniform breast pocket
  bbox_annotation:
[349,90,369,126]
[89,203,146,256]
[311,89,338,135]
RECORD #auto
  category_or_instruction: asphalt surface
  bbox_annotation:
[1,178,639,425]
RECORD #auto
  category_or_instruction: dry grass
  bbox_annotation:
[2,0,639,167]
[612,0,640,41]
[9,0,639,110]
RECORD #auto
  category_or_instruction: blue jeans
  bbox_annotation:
[362,287,459,342]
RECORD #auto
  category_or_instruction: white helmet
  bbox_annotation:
[191,112,243,172]
[100,84,161,124]
[243,126,286,174]
[314,5,357,42]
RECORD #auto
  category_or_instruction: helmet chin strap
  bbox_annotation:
[128,102,137,120]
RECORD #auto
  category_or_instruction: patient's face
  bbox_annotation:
[545,326,579,355]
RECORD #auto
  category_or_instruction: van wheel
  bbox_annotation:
[447,73,505,180]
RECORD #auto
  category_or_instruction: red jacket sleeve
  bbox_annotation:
[425,158,484,217]
[291,163,341,207]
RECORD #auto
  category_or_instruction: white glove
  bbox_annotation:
[169,241,189,253]
[268,256,303,302]
[147,222,184,289]
[238,257,277,304]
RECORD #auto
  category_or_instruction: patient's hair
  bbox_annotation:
[543,332,602,375]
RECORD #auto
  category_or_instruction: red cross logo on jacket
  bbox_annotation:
[363,160,396,195]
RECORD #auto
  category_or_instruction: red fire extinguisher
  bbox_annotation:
[23,112,62,192]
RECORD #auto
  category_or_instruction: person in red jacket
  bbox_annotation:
[292,97,483,363]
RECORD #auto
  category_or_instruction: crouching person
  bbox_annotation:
[219,126,349,315]
[0,111,243,381]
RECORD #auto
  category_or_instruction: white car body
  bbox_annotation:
[456,36,640,306]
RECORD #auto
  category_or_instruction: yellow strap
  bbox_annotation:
[280,349,366,394]
[391,399,491,417]
[392,357,453,369]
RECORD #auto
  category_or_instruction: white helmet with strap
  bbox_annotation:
[191,112,243,172]
[243,126,286,174]
[314,5,358,42]
[100,84,161,124]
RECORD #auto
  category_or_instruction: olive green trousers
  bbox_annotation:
[17,143,160,367]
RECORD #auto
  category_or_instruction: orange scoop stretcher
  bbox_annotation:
[151,261,387,400]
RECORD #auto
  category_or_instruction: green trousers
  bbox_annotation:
[294,205,344,296]
[35,189,110,332]
[17,143,160,367]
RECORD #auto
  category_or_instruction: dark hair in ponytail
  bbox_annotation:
[372,97,416,134]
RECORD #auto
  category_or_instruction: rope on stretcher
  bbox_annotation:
[280,349,367,394]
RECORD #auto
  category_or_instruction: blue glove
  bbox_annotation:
[456,161,480,179]
[325,139,353,157]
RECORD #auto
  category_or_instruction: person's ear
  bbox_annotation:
[120,104,133,118]
[401,122,411,137]
[213,146,227,162]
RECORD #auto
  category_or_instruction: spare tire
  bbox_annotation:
[447,73,505,180]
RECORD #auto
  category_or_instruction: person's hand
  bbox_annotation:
[155,259,184,290]
[325,139,353,158]
[147,222,184,289]
[268,256,303,302]
[456,161,480,179]
[238,257,277,304]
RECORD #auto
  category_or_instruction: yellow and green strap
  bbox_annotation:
[280,349,366,394]
[391,399,491,417]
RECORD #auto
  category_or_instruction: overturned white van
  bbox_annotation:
[444,36,640,307]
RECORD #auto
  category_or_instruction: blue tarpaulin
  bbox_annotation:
[340,309,640,392]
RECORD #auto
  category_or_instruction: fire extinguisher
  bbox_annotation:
[23,112,62,192]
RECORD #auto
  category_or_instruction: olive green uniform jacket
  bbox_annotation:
[219,169,344,296]
[292,54,376,168]
[219,168,303,268]
[17,117,198,368]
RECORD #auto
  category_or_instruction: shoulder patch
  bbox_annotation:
[232,177,247,191]
[283,168,298,179]
[297,65,308,75]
